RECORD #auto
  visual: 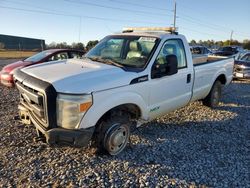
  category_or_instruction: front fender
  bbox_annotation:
[79,90,149,129]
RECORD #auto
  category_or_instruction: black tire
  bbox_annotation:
[94,112,131,155]
[202,80,222,108]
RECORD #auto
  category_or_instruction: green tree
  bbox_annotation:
[215,41,223,47]
[223,40,230,46]
[190,39,197,45]
[72,42,85,50]
[243,39,250,50]
[86,40,99,51]
[198,40,203,45]
[48,42,57,49]
[56,42,70,49]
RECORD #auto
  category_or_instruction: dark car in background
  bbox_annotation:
[213,46,243,57]
[234,51,250,79]
[0,49,84,87]
[190,46,213,55]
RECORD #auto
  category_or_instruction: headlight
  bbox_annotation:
[240,65,246,69]
[56,94,92,129]
[0,72,12,80]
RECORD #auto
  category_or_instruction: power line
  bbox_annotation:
[0,5,166,25]
[64,0,249,38]
[3,0,65,14]
[1,1,248,40]
[180,26,228,39]
[0,5,80,18]
[104,0,172,12]
[179,17,229,34]
[179,16,249,39]
[64,0,172,18]
[99,1,249,38]
[177,4,250,37]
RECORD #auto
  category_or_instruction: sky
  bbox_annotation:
[0,0,249,45]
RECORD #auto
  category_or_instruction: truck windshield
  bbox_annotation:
[85,36,158,68]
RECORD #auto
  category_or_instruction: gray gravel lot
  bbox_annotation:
[0,59,249,187]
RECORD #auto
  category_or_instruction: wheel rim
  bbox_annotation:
[105,123,130,155]
[212,87,220,105]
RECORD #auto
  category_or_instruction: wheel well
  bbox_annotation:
[216,74,226,85]
[95,104,141,126]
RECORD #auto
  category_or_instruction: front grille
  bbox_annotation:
[16,81,49,127]
[234,65,243,73]
[14,69,57,130]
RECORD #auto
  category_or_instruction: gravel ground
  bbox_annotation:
[0,59,249,187]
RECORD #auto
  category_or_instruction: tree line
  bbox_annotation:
[189,39,250,50]
[45,40,99,51]
[30,38,250,51]
[1,38,250,51]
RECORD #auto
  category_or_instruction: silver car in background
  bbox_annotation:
[234,51,250,79]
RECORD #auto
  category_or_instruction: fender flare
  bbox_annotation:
[210,68,227,89]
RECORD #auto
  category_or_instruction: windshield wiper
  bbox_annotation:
[88,56,124,68]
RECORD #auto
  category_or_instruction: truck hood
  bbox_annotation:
[19,58,137,93]
[235,60,250,67]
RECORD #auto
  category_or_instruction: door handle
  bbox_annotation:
[187,74,191,83]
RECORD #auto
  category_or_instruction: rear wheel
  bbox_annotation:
[202,80,222,108]
[95,112,131,155]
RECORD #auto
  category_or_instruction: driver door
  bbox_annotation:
[148,39,193,119]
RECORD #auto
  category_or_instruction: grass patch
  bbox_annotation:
[0,51,37,59]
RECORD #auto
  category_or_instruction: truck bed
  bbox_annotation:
[192,55,231,66]
[191,55,234,102]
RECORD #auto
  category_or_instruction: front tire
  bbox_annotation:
[95,112,131,155]
[202,80,222,108]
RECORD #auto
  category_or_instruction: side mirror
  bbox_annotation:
[165,54,178,75]
[152,54,178,78]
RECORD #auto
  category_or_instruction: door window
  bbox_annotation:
[48,52,69,61]
[154,39,187,70]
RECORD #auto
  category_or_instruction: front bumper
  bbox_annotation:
[15,69,94,147]
[233,71,250,79]
[233,65,250,79]
[19,104,94,147]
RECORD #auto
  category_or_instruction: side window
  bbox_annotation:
[48,52,69,61]
[155,39,187,68]
[69,51,82,59]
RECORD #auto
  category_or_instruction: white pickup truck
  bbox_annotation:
[14,27,234,155]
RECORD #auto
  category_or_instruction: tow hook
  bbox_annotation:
[18,105,31,125]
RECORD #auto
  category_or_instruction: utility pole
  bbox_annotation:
[173,0,177,29]
[229,30,233,45]
[78,16,82,43]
